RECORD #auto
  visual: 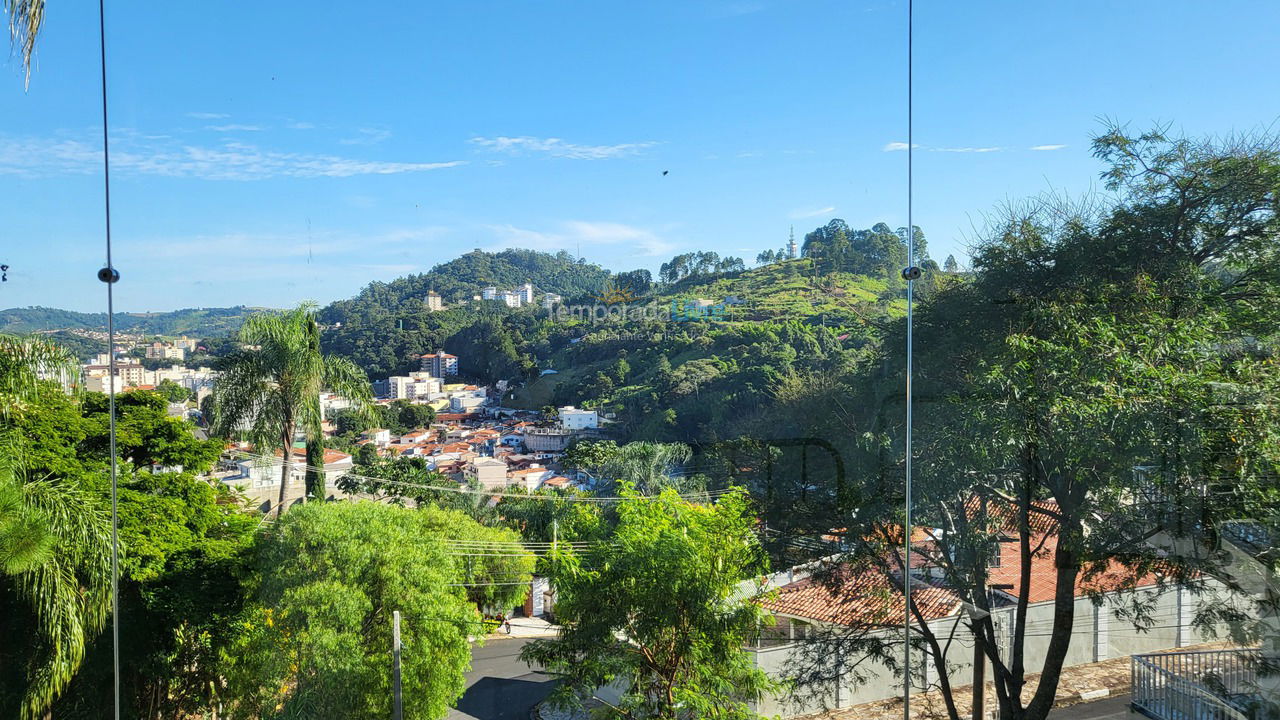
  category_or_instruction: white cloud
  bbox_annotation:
[470,135,657,160]
[882,142,920,152]
[932,146,1002,153]
[790,206,836,219]
[205,124,265,132]
[339,128,392,145]
[1030,144,1067,151]
[0,133,465,180]
[126,226,448,261]
[488,220,675,257]
[186,112,229,120]
[285,121,316,130]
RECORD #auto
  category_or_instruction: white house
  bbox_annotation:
[221,448,355,514]
[558,406,599,430]
[362,428,392,446]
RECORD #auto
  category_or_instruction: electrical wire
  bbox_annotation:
[95,0,121,717]
[229,451,737,504]
[902,1,916,718]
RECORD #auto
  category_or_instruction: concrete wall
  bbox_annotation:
[749,585,1225,717]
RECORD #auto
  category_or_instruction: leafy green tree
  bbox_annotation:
[615,269,653,296]
[786,123,1280,720]
[563,439,618,480]
[524,487,774,719]
[225,502,480,720]
[212,304,375,513]
[414,504,535,611]
[943,253,958,273]
[613,357,631,384]
[155,378,193,404]
[81,389,222,471]
[52,472,258,719]
[0,335,112,720]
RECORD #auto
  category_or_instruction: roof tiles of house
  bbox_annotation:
[759,564,963,626]
[272,448,352,465]
[543,476,571,488]
[985,531,1162,604]
[440,442,471,454]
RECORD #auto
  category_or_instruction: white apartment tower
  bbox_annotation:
[424,290,443,311]
[482,286,498,300]
[519,282,535,305]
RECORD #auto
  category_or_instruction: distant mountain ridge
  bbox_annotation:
[0,305,264,336]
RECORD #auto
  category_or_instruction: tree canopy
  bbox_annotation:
[524,487,774,719]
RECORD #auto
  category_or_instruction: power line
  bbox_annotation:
[230,451,737,504]
[95,0,121,716]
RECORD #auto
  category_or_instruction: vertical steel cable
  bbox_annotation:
[903,0,915,718]
[95,0,121,717]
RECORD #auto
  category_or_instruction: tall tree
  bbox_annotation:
[212,304,374,515]
[0,335,113,720]
[224,501,480,720]
[523,487,775,719]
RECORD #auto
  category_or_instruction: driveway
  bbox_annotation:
[447,637,559,720]
[1055,693,1133,720]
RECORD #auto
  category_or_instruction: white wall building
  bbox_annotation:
[559,406,599,430]
[482,286,498,300]
[519,282,535,305]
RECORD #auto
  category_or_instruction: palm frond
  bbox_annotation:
[14,476,112,719]
[0,334,76,421]
[3,0,44,88]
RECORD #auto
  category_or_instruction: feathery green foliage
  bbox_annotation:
[2,0,43,87]
[524,487,774,719]
[212,303,374,514]
[224,501,483,720]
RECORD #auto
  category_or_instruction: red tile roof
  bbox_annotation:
[759,564,963,626]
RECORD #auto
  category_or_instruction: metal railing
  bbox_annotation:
[1132,648,1261,720]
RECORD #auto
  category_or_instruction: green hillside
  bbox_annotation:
[500,259,910,442]
[0,305,262,336]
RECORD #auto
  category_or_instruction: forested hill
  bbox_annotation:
[324,248,613,315]
[0,305,259,336]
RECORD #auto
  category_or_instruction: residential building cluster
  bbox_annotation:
[476,281,559,309]
[82,357,215,400]
[216,402,605,512]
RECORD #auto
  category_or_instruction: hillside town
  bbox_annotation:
[3,3,1277,719]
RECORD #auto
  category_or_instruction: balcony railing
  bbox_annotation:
[1132,648,1261,720]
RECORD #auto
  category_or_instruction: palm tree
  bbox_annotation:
[212,304,374,516]
[0,334,112,719]
[2,0,45,88]
[603,441,698,495]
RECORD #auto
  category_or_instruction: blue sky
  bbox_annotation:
[1,0,1278,312]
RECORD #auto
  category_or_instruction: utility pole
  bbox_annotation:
[972,632,985,720]
[392,610,403,720]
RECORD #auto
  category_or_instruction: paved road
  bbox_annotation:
[1053,693,1134,720]
[447,637,558,720]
